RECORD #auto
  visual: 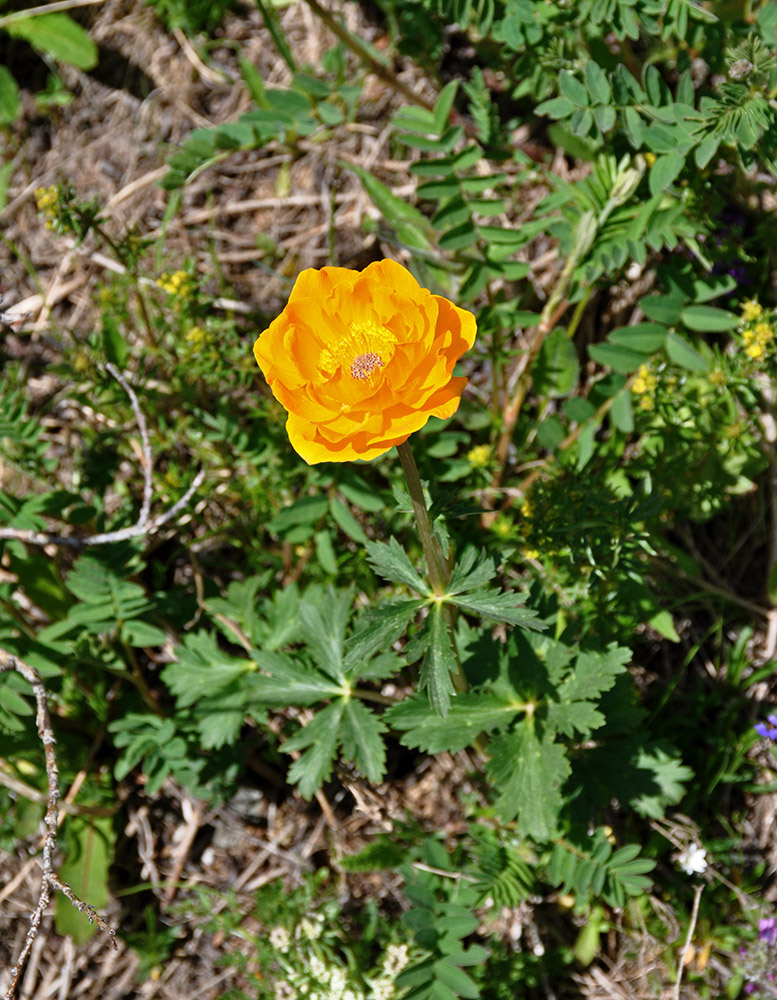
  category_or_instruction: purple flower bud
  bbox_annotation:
[759,917,777,946]
[754,716,777,741]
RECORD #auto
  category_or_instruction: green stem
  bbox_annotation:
[95,224,158,349]
[352,687,399,706]
[397,440,448,596]
[397,440,469,697]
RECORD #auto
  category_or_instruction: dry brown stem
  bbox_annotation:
[0,363,204,549]
[0,651,116,1000]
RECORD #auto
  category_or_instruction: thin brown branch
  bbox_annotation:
[0,470,205,548]
[0,651,116,1000]
[672,883,703,1000]
[0,363,204,549]
[104,363,153,528]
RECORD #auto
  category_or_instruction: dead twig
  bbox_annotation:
[0,364,204,548]
[0,651,116,1000]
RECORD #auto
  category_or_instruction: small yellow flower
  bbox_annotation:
[491,515,513,539]
[185,325,208,346]
[746,342,765,360]
[743,328,755,346]
[638,394,654,411]
[644,152,657,167]
[523,547,540,560]
[631,364,657,395]
[755,322,773,345]
[520,498,533,519]
[157,270,192,297]
[708,369,726,388]
[35,185,59,214]
[741,299,763,323]
[466,444,491,468]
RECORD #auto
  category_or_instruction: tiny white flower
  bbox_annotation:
[300,916,324,940]
[382,944,409,977]
[270,927,292,953]
[677,842,707,875]
[369,979,395,1000]
[328,968,347,999]
[310,957,327,982]
[276,982,299,1000]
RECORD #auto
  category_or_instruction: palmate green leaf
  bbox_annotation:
[555,645,630,709]
[344,599,424,666]
[487,721,570,839]
[353,650,404,682]
[206,574,269,646]
[250,648,344,706]
[386,691,515,753]
[366,537,430,593]
[444,549,543,629]
[340,699,387,782]
[195,687,259,749]
[283,697,388,796]
[285,702,344,798]
[630,744,693,819]
[162,631,257,708]
[418,604,458,718]
[256,585,301,651]
[449,589,542,629]
[446,548,496,594]
[298,586,353,683]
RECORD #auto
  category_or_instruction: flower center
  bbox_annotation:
[350,352,384,380]
[318,319,396,382]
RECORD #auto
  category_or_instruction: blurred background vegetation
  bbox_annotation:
[2,0,777,997]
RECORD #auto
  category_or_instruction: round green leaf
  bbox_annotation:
[589,342,649,374]
[680,304,739,332]
[665,331,710,372]
[648,150,684,197]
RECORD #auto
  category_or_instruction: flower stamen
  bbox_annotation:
[351,351,384,380]
[319,319,396,381]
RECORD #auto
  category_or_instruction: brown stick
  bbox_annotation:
[0,651,116,1000]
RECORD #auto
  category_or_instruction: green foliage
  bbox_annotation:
[55,814,115,944]
[398,843,488,1000]
[548,829,655,909]
[161,57,361,191]
[0,8,96,123]
[144,0,238,34]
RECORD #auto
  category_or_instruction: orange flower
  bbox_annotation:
[253,259,477,464]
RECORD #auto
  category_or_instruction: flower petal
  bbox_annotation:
[254,260,477,464]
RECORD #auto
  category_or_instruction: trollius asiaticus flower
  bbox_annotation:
[253,259,477,464]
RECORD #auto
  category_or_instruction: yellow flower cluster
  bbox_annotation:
[741,299,763,323]
[466,444,491,468]
[631,364,657,410]
[743,321,774,360]
[156,270,192,297]
[491,515,513,539]
[185,325,208,347]
[34,186,59,229]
